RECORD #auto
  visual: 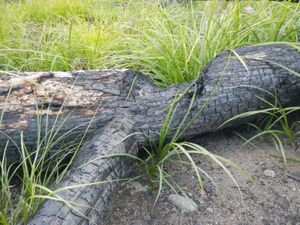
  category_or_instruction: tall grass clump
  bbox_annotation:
[0,0,125,71]
[110,0,299,86]
[0,139,83,225]
[0,97,97,224]
[0,0,299,84]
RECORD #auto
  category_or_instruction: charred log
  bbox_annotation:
[0,44,299,224]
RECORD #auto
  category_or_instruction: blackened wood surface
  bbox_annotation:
[0,44,299,224]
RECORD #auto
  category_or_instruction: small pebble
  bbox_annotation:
[128,182,149,195]
[168,194,198,212]
[25,89,33,94]
[263,169,276,178]
[206,207,214,214]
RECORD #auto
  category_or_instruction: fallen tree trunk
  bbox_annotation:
[0,44,299,224]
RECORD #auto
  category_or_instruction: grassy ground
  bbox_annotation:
[0,0,299,85]
[0,0,299,224]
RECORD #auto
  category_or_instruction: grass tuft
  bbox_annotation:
[220,86,300,171]
[0,0,299,85]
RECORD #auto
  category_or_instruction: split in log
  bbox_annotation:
[0,44,299,224]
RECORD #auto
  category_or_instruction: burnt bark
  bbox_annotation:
[0,44,299,224]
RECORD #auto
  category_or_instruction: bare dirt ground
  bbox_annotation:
[102,127,300,225]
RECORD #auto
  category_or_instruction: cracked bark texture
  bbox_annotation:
[0,44,299,224]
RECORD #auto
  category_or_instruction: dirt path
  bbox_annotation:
[102,128,300,225]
